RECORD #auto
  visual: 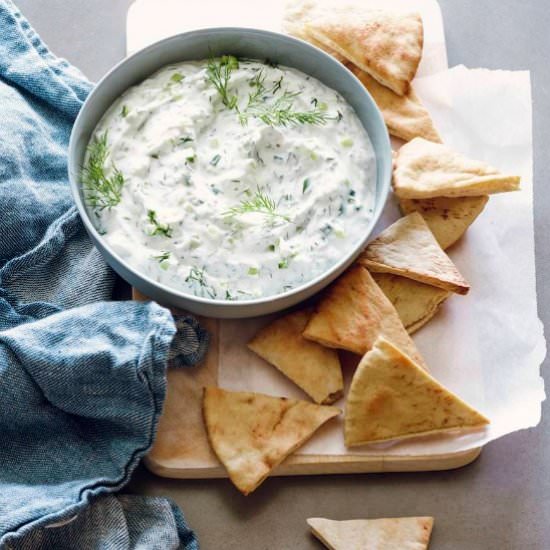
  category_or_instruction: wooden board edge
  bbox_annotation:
[144,446,482,479]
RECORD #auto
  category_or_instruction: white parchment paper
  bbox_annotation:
[127,2,546,456]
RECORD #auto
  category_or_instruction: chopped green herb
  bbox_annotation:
[152,251,171,262]
[318,101,328,111]
[267,244,276,252]
[179,136,193,145]
[248,267,259,275]
[302,178,311,194]
[321,224,333,236]
[81,132,125,211]
[185,266,216,298]
[272,75,284,93]
[278,258,289,269]
[183,174,192,186]
[120,105,129,117]
[159,260,170,271]
[210,154,221,166]
[170,72,184,83]
[150,153,159,159]
[185,154,196,164]
[225,290,235,301]
[147,210,173,238]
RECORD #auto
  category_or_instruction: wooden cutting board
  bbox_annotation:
[134,289,482,479]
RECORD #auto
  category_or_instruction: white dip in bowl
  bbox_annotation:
[83,56,376,301]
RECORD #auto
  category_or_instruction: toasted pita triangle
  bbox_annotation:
[308,516,434,550]
[345,337,489,446]
[306,10,423,95]
[358,212,470,295]
[248,309,344,405]
[303,265,427,369]
[283,0,347,62]
[203,387,340,494]
[399,195,489,250]
[350,63,441,143]
[372,272,450,334]
[394,137,521,198]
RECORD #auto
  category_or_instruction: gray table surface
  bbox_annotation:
[16,1,550,548]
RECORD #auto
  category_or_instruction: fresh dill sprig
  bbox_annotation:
[81,132,125,211]
[147,210,173,238]
[206,55,239,109]
[253,90,329,126]
[223,187,291,223]
[245,87,329,127]
[185,266,217,298]
[237,70,267,124]
[207,56,330,127]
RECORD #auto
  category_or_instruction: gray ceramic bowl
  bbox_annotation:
[69,27,391,318]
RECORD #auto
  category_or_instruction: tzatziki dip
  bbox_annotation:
[82,56,376,301]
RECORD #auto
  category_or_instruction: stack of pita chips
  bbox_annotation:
[283,0,441,142]
[357,211,469,332]
[371,139,519,329]
[302,265,427,366]
[308,516,434,550]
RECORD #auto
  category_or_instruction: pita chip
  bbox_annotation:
[282,0,347,62]
[308,516,434,550]
[372,273,450,334]
[248,309,344,405]
[303,265,427,369]
[358,212,470,295]
[393,137,521,198]
[345,337,489,446]
[399,195,489,250]
[350,64,441,143]
[203,387,340,494]
[306,10,423,95]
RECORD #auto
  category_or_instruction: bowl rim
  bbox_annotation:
[69,26,392,309]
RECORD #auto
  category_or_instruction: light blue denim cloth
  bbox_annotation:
[0,1,205,548]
